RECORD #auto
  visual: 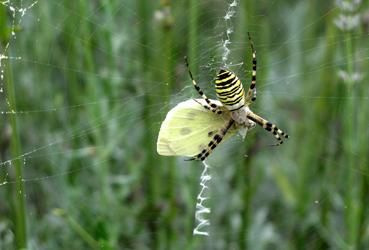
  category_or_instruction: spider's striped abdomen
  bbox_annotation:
[215,69,245,111]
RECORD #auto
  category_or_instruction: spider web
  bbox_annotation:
[0,0,369,249]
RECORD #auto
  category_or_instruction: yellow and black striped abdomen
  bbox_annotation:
[215,69,245,111]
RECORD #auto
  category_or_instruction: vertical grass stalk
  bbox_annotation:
[138,0,160,248]
[356,18,369,247]
[343,28,358,249]
[316,16,337,250]
[4,54,27,249]
[53,209,100,250]
[188,0,199,74]
[0,6,27,248]
[159,0,176,247]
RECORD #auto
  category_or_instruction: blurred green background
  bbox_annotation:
[1,0,369,249]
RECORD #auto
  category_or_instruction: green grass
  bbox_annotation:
[0,0,369,249]
[4,58,27,250]
[1,5,27,249]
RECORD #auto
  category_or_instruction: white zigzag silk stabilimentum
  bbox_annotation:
[193,161,211,236]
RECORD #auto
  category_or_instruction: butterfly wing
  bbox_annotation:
[157,99,239,157]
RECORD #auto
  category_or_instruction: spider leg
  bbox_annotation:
[192,99,223,115]
[187,119,235,161]
[245,32,257,105]
[246,112,289,145]
[185,57,222,114]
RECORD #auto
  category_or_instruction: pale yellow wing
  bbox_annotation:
[157,99,238,157]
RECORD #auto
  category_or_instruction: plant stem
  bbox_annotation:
[0,5,27,247]
[188,0,198,75]
[138,0,159,248]
[159,0,176,248]
[53,209,100,250]
[343,29,358,249]
[4,54,27,249]
[356,23,369,249]
[316,16,337,250]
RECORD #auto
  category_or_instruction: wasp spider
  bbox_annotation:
[157,33,288,161]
